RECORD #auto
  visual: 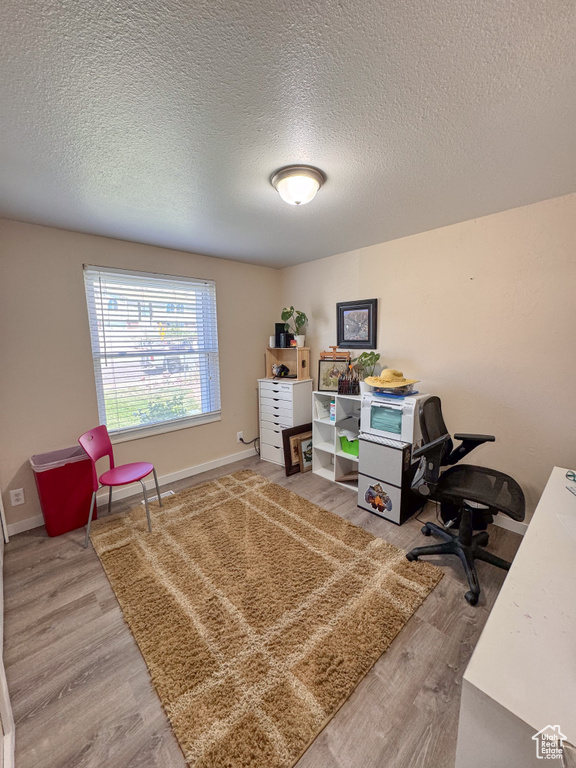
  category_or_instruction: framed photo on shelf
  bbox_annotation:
[318,359,349,392]
[282,424,313,476]
[336,299,377,349]
[298,434,313,473]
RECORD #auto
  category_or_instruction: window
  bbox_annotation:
[83,265,221,438]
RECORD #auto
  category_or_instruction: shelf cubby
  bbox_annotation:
[265,347,311,380]
[311,391,361,491]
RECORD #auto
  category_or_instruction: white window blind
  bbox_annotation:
[83,265,221,436]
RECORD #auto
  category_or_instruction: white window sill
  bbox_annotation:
[109,412,221,444]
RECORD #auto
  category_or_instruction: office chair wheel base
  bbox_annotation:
[406,552,418,562]
[465,591,479,606]
[421,525,432,536]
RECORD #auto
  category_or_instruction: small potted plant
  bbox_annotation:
[281,306,308,347]
[353,351,381,393]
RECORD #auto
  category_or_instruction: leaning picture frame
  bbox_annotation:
[282,424,313,476]
[297,434,313,473]
[336,298,378,349]
[318,359,350,392]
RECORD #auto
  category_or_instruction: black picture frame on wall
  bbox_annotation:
[336,299,378,349]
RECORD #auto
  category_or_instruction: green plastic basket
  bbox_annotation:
[339,436,359,456]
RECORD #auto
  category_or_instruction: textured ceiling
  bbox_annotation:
[1,0,575,267]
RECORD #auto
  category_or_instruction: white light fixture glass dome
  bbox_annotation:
[271,165,326,205]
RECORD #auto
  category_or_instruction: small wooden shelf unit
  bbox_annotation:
[265,347,310,381]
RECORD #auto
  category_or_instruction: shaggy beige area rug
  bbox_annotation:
[90,470,442,768]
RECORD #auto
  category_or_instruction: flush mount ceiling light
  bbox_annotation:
[271,165,326,206]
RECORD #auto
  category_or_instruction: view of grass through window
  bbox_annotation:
[103,382,201,432]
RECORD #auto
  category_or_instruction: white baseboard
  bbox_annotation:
[94,447,256,506]
[11,446,526,540]
[7,514,45,537]
[493,512,527,536]
[7,447,257,536]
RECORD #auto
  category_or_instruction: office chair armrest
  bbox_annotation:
[411,434,451,496]
[447,433,496,465]
[412,433,451,460]
[453,433,495,443]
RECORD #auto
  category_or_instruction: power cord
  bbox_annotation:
[415,499,456,530]
[239,435,260,456]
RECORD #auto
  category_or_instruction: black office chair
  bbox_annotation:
[406,397,525,605]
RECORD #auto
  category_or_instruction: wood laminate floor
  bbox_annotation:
[4,456,522,768]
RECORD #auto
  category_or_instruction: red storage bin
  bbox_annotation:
[30,446,96,536]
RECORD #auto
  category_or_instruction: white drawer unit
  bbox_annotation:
[259,380,294,400]
[258,378,313,465]
[260,442,284,464]
[357,435,424,525]
[260,405,293,426]
[260,425,284,446]
[260,414,292,431]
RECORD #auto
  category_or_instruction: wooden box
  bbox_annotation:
[265,347,311,380]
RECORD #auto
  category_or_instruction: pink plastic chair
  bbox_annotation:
[78,425,162,548]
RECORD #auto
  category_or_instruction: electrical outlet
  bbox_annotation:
[10,488,25,506]
[237,431,244,443]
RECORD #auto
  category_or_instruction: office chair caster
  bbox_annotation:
[406,552,418,562]
[465,591,479,606]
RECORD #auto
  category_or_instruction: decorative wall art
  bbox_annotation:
[336,299,378,349]
[298,435,313,472]
[318,360,350,392]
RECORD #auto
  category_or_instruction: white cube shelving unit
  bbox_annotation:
[312,391,361,491]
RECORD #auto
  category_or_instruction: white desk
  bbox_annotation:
[455,466,576,766]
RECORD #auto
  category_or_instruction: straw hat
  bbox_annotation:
[365,369,419,388]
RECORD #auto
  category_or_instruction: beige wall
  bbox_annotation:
[2,193,575,529]
[281,193,576,518]
[0,221,280,526]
